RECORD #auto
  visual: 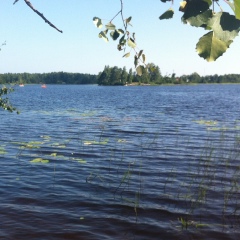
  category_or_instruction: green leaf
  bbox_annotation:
[41,160,50,164]
[132,32,136,40]
[138,50,143,59]
[123,52,130,58]
[73,158,87,164]
[126,16,132,25]
[30,158,49,164]
[119,36,126,46]
[30,158,42,163]
[134,55,138,68]
[196,31,231,61]
[136,65,145,76]
[234,0,240,20]
[182,0,211,25]
[179,1,187,12]
[184,9,212,28]
[103,29,108,35]
[142,54,146,63]
[208,12,240,42]
[0,147,7,154]
[159,8,174,20]
[117,44,123,51]
[93,17,103,28]
[99,31,109,42]
[127,38,136,48]
[105,22,116,30]
[118,29,124,34]
[110,30,120,40]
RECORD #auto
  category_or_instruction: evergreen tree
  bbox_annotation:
[109,66,122,85]
[127,68,133,84]
[97,66,111,85]
[149,64,162,84]
[121,67,128,85]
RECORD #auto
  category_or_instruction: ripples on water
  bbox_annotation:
[0,84,240,239]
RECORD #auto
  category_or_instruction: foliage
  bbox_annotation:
[97,66,129,85]
[11,0,240,75]
[97,64,163,85]
[0,42,19,114]
[0,85,19,113]
[93,0,240,72]
[93,12,146,76]
[2,70,240,87]
[0,72,97,85]
[161,0,240,62]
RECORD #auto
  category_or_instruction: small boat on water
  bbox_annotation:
[19,84,24,87]
[41,84,47,88]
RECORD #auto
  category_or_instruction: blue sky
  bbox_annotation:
[1,0,240,76]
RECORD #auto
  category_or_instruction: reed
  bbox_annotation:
[8,121,240,236]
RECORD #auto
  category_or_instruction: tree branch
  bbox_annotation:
[120,0,127,30]
[20,0,63,33]
[13,0,20,4]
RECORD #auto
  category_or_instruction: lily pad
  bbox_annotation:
[194,120,218,126]
[57,145,66,148]
[50,153,57,157]
[30,158,49,164]
[0,149,7,154]
[73,158,87,164]
[83,139,109,145]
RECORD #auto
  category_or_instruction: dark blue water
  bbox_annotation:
[0,84,240,239]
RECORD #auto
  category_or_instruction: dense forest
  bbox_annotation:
[1,67,240,86]
[97,65,240,85]
[0,72,97,85]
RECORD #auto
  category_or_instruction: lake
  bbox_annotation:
[0,84,240,239]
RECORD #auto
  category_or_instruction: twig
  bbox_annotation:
[24,0,63,33]
[14,0,63,33]
[120,0,127,30]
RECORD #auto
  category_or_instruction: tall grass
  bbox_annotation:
[11,125,240,234]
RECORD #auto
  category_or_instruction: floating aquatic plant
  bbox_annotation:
[51,143,66,148]
[50,153,57,157]
[72,158,87,164]
[207,126,240,131]
[14,141,43,149]
[30,158,49,164]
[83,139,109,145]
[80,111,97,117]
[193,120,218,126]
[0,146,7,154]
[117,139,127,143]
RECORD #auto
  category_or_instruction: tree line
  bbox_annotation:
[97,66,240,85]
[1,69,240,86]
[0,72,97,85]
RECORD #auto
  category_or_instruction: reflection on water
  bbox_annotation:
[0,84,240,239]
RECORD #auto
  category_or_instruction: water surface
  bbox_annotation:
[0,84,240,239]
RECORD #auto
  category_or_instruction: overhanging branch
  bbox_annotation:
[13,0,63,33]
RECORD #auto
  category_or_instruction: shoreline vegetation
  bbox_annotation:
[1,65,240,86]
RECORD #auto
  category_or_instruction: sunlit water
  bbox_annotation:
[0,84,240,239]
